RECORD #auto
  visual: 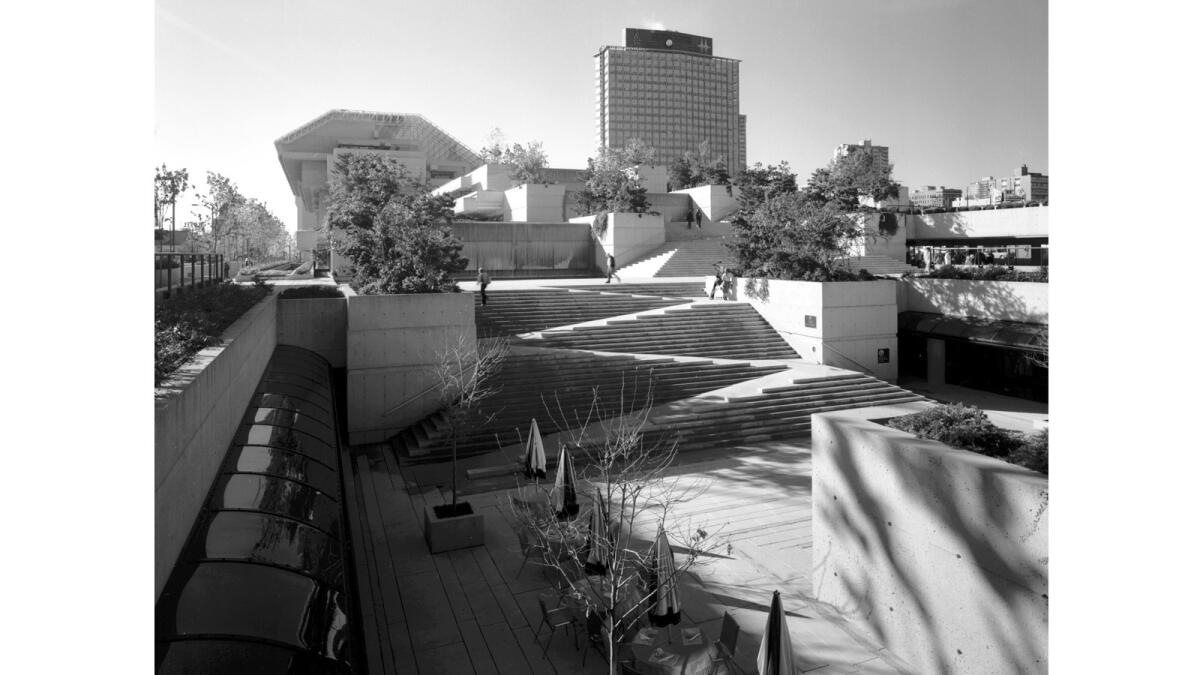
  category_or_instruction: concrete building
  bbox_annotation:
[910,186,962,209]
[274,109,481,265]
[998,164,1049,203]
[834,139,889,168]
[595,28,745,172]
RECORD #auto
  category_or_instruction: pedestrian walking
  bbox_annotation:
[710,263,725,300]
[605,253,621,284]
[685,208,694,230]
[695,208,704,229]
[477,267,490,305]
[721,266,735,300]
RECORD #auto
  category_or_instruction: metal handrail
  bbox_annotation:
[381,382,441,418]
[772,325,880,377]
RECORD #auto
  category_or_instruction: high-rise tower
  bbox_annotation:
[595,29,745,172]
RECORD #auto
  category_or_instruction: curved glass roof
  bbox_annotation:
[157,345,358,673]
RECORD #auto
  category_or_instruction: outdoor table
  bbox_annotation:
[543,528,584,560]
[571,574,642,629]
[628,625,718,675]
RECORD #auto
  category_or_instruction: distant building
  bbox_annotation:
[274,109,481,266]
[834,139,889,168]
[998,164,1048,203]
[910,186,962,209]
[595,28,745,172]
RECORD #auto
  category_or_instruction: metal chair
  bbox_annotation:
[516,527,546,578]
[712,611,740,669]
[535,593,578,655]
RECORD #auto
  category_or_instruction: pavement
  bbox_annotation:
[346,436,915,675]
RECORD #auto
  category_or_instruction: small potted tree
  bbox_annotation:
[423,334,509,553]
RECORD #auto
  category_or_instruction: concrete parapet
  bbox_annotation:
[906,207,1048,241]
[452,221,594,274]
[738,278,898,381]
[276,290,348,367]
[154,291,278,600]
[899,278,1048,324]
[811,407,1048,674]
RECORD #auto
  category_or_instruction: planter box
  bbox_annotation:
[811,406,1048,674]
[504,183,567,222]
[424,504,486,553]
[570,212,666,271]
[737,277,898,382]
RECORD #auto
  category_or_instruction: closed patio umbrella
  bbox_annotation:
[584,487,610,575]
[523,418,547,480]
[551,445,579,519]
[647,524,681,627]
[756,590,795,675]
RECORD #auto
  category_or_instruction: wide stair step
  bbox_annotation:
[531,302,799,360]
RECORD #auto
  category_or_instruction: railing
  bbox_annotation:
[155,252,227,298]
[381,382,441,418]
[821,341,881,378]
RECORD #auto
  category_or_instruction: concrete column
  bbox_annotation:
[926,338,946,386]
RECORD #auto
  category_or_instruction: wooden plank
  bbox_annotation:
[457,619,499,675]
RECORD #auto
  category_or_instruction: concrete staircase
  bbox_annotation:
[615,237,736,278]
[474,288,693,337]
[845,255,919,276]
[530,302,799,360]
[641,373,927,451]
[393,348,790,459]
[551,281,708,298]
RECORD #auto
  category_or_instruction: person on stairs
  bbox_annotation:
[710,263,725,300]
[605,253,621,284]
[477,267,490,305]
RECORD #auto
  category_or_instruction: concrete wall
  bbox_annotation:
[276,291,349,367]
[906,207,1049,241]
[646,193,694,228]
[503,183,566,222]
[452,221,594,273]
[899,278,1049,324]
[345,292,475,445]
[849,213,909,261]
[673,184,741,223]
[155,292,278,600]
[811,407,1048,674]
[738,278,898,382]
[572,212,667,271]
[432,162,512,196]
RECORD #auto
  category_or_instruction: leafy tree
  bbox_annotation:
[573,139,656,215]
[730,161,798,224]
[729,193,867,280]
[154,165,192,250]
[669,144,731,190]
[478,129,551,184]
[326,152,467,294]
[801,149,900,211]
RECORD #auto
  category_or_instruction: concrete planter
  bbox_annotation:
[738,277,899,381]
[344,292,475,446]
[570,212,666,271]
[424,503,486,553]
[504,183,567,222]
[812,406,1048,674]
[898,277,1049,324]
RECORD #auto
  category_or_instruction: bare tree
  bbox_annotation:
[509,383,728,672]
[431,334,510,511]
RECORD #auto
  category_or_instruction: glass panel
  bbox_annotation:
[248,407,335,446]
[229,445,339,496]
[212,474,341,537]
[194,511,344,589]
[159,638,351,675]
[255,393,333,428]
[236,425,336,468]
[168,563,352,663]
[257,382,332,406]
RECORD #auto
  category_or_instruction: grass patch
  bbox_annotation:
[887,403,1048,474]
[155,282,271,385]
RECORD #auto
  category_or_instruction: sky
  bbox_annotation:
[155,0,1047,234]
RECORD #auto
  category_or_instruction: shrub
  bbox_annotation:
[277,285,344,300]
[922,265,1047,283]
[887,403,1047,474]
[155,282,270,385]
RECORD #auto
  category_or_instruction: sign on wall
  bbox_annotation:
[804,315,817,328]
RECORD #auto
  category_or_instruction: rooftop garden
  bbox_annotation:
[155,281,270,385]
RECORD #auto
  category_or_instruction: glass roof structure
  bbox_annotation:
[157,345,358,674]
[898,311,1048,353]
